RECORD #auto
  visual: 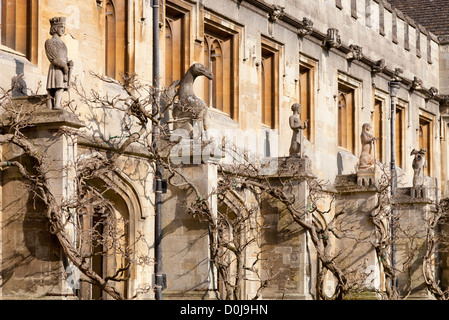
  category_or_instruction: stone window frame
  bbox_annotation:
[395,100,407,170]
[299,54,318,144]
[105,0,130,80]
[260,36,282,130]
[202,11,242,121]
[164,0,193,87]
[0,0,39,64]
[372,89,389,163]
[337,73,362,156]
[418,110,435,177]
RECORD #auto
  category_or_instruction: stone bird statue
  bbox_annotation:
[172,63,214,138]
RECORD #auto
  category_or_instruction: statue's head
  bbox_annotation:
[49,17,66,35]
[291,103,301,113]
[190,63,214,80]
[362,123,372,132]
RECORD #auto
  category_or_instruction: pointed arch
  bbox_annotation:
[1,0,38,63]
[203,17,240,119]
[105,0,128,79]
[78,169,143,300]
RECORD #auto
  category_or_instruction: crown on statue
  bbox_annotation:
[49,16,66,27]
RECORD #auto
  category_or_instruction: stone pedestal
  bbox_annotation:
[277,156,313,177]
[394,185,435,300]
[334,173,383,298]
[356,167,380,188]
[261,178,313,300]
[0,95,84,299]
[161,151,221,299]
[260,156,315,300]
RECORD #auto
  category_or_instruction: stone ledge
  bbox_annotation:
[335,173,379,193]
[394,186,435,204]
[0,95,85,129]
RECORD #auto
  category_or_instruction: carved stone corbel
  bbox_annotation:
[346,44,363,61]
[410,76,423,92]
[298,17,313,37]
[393,68,403,81]
[322,28,341,49]
[371,59,386,74]
[426,87,438,100]
[268,5,285,23]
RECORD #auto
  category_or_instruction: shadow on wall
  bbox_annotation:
[0,159,61,296]
[11,59,28,97]
[337,150,359,175]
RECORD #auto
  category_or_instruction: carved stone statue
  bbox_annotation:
[45,17,74,110]
[347,44,363,61]
[411,148,427,186]
[297,17,313,37]
[322,28,341,49]
[289,103,307,157]
[358,123,378,170]
[172,63,213,137]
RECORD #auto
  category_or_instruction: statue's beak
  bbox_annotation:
[206,71,214,80]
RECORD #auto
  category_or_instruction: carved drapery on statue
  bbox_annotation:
[45,17,74,110]
[289,103,307,158]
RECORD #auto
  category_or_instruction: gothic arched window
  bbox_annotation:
[337,85,355,153]
[261,41,279,129]
[419,115,433,176]
[203,21,239,119]
[105,0,127,79]
[1,0,38,63]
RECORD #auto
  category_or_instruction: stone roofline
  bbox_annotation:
[378,0,440,42]
[240,0,440,44]
[234,0,445,101]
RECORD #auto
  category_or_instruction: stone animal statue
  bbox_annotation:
[411,148,427,186]
[358,123,378,170]
[172,63,214,138]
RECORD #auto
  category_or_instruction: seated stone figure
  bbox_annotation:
[411,148,427,187]
[358,123,378,170]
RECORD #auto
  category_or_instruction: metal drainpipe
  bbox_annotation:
[389,81,401,293]
[152,0,164,301]
[434,178,441,284]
